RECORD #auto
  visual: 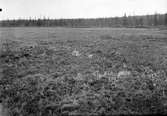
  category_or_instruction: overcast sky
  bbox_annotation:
[0,0,167,20]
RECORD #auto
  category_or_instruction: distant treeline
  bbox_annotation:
[0,13,167,27]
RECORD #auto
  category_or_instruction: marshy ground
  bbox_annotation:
[0,27,167,116]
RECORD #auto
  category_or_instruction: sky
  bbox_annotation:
[0,0,167,20]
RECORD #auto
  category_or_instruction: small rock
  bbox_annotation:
[88,54,93,58]
[74,73,84,81]
[72,49,81,56]
[117,70,131,78]
[61,103,79,111]
[153,83,156,87]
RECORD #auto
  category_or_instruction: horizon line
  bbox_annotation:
[0,12,167,21]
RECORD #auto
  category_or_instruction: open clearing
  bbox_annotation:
[1,27,167,52]
[0,27,167,42]
[1,27,167,115]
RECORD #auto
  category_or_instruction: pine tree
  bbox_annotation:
[165,13,167,25]
[154,13,158,26]
[123,13,128,27]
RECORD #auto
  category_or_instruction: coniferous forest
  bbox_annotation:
[1,13,167,27]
